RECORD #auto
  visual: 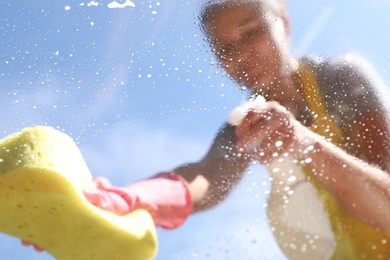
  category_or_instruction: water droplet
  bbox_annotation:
[287,176,296,183]
[304,157,312,163]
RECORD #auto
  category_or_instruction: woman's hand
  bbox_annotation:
[83,177,132,215]
[235,101,314,164]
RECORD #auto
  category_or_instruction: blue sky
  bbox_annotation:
[1,0,390,259]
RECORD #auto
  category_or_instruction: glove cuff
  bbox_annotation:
[107,172,192,229]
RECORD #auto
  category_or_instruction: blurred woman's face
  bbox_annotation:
[205,3,293,96]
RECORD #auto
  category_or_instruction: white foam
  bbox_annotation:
[87,1,99,7]
[228,95,266,126]
[108,0,135,9]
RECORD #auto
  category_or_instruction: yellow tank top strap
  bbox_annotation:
[298,63,344,145]
[299,63,390,259]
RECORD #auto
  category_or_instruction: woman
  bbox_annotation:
[58,0,390,258]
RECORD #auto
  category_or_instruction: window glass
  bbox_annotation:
[1,1,389,259]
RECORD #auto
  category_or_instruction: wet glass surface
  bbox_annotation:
[1,1,390,259]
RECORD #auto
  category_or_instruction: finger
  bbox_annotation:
[93,177,113,189]
[84,189,112,210]
[21,241,44,253]
[252,132,295,164]
[83,188,131,215]
[83,189,103,206]
[237,116,294,155]
[235,102,284,138]
[236,122,266,153]
[33,244,44,252]
[236,110,267,138]
[237,113,281,151]
[22,240,32,246]
[107,192,131,214]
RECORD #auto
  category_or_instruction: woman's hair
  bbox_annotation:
[199,0,284,31]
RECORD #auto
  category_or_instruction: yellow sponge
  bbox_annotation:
[0,126,157,260]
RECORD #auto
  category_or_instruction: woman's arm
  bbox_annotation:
[299,110,390,231]
[175,123,251,212]
[235,101,390,230]
[308,57,390,230]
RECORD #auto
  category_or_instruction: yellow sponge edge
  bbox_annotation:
[0,126,157,260]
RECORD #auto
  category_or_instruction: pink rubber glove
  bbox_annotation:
[84,172,192,229]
